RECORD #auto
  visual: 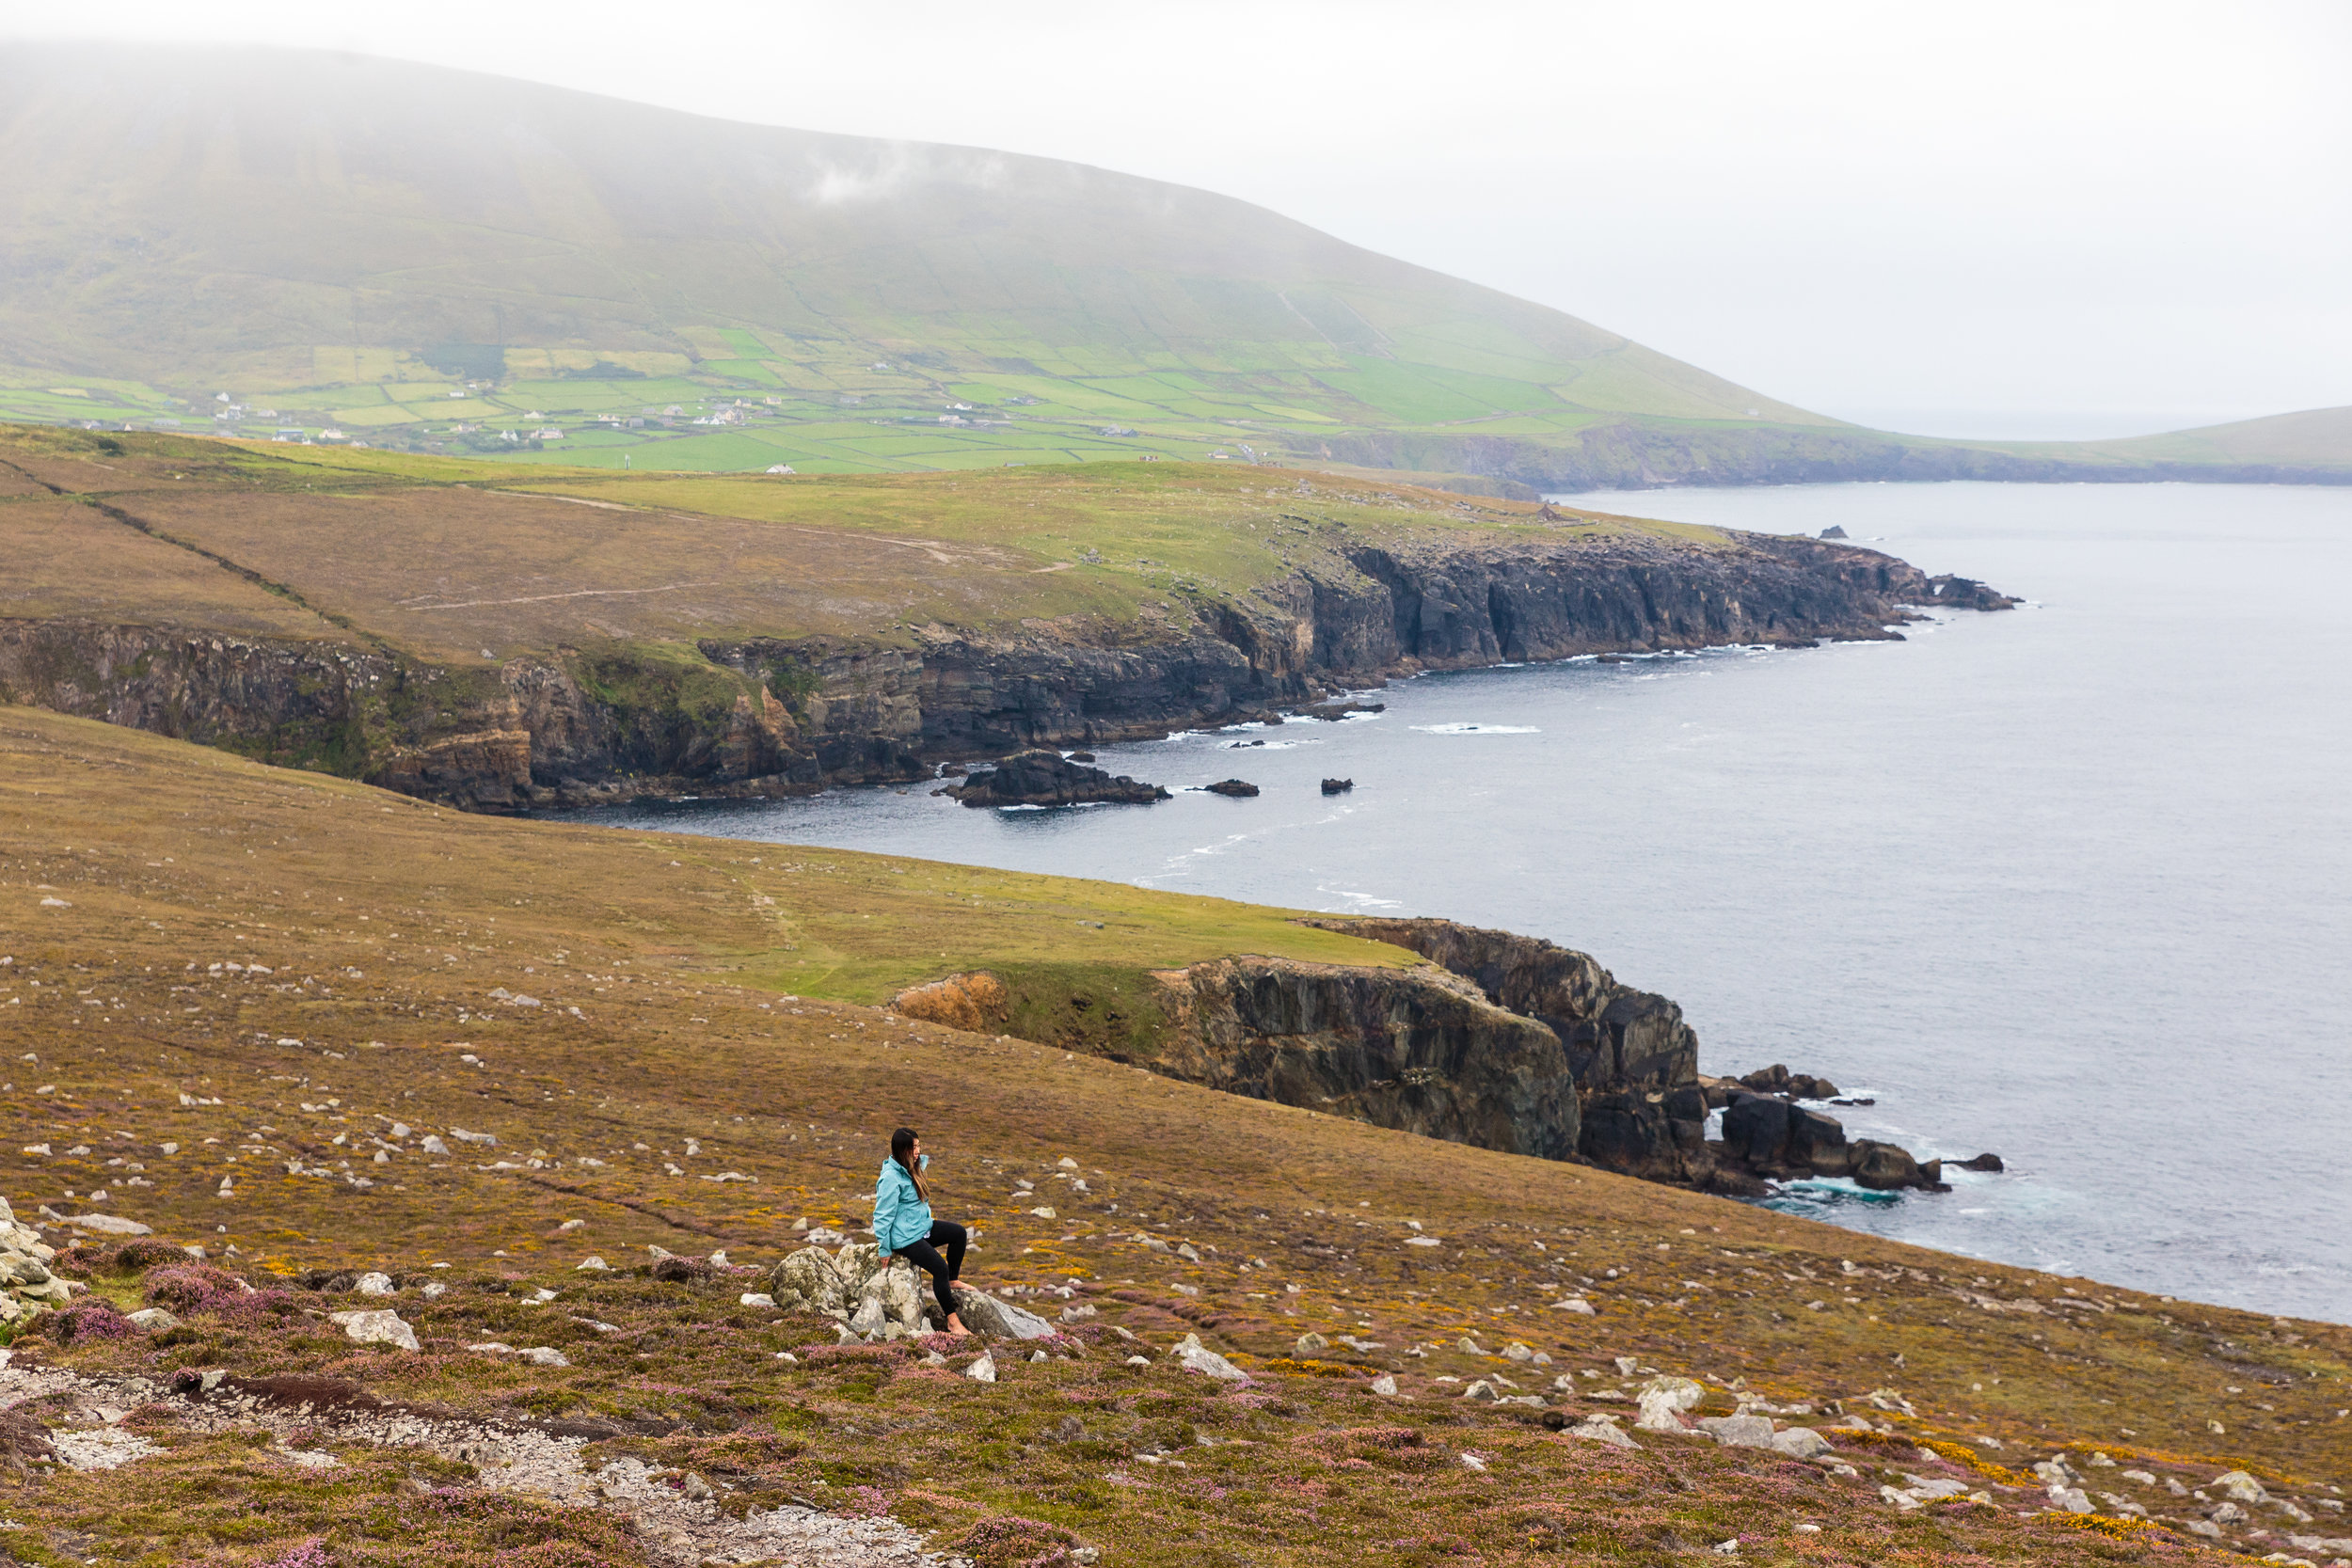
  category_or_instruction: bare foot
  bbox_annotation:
[945,1313,970,1337]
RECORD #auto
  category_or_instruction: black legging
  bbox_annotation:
[896,1220,967,1322]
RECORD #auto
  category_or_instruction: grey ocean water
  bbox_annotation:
[583,483,2352,1323]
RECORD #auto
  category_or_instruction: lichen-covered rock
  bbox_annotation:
[769,1243,940,1339]
[0,1196,78,1324]
[953,1287,1056,1341]
[1170,1333,1246,1381]
[327,1308,419,1351]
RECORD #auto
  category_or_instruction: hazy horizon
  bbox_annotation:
[5,1,2344,441]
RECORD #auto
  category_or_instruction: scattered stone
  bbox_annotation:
[1462,1380,1498,1402]
[1457,1337,1487,1355]
[58,1212,151,1236]
[1371,1375,1398,1397]
[353,1272,395,1296]
[1203,779,1260,798]
[1170,1333,1247,1381]
[326,1308,420,1351]
[1294,1332,1328,1355]
[1697,1415,1777,1449]
[1567,1416,1637,1449]
[1301,701,1385,721]
[2215,1471,2271,1504]
[125,1307,180,1332]
[1552,1297,1596,1315]
[1636,1376,1704,1432]
[740,1291,776,1309]
[1502,1342,1534,1362]
[575,1256,610,1272]
[520,1346,570,1368]
[965,1353,997,1383]
[1772,1427,1831,1459]
[953,1286,1057,1341]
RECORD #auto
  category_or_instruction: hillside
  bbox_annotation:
[0,41,1832,494]
[0,422,2011,812]
[8,44,2340,496]
[3,705,2348,1566]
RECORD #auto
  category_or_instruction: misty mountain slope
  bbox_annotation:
[4,43,2342,490]
[0,46,1817,439]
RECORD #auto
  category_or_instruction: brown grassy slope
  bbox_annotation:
[1,708,2345,1567]
[0,423,1720,666]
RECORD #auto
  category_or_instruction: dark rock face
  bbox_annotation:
[1955,1151,2005,1172]
[1154,958,1580,1161]
[1738,1063,1842,1101]
[1301,917,1709,1183]
[1714,1088,1944,1189]
[1321,778,1354,795]
[1203,779,1259,798]
[944,750,1168,808]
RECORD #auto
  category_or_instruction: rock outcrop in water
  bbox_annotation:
[0,527,2012,813]
[941,750,1168,808]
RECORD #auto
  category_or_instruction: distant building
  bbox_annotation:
[765,464,797,475]
[537,427,563,439]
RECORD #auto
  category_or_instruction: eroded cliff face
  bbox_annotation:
[892,917,1711,1181]
[1148,957,1581,1161]
[1302,918,1710,1183]
[4,526,2009,811]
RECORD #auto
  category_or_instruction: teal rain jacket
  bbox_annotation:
[872,1154,933,1252]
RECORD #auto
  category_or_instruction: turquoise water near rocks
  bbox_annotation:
[581,483,2352,1323]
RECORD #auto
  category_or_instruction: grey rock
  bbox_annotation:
[953,1287,1057,1340]
[125,1307,180,1332]
[1568,1417,1637,1449]
[327,1308,420,1351]
[1170,1333,1246,1381]
[1771,1427,1831,1459]
[1697,1415,1777,1449]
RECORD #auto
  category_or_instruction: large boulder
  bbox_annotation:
[770,1241,931,1333]
[952,1286,1057,1341]
[770,1246,855,1316]
[1851,1141,1949,1192]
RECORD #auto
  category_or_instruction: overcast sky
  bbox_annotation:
[11,0,2347,438]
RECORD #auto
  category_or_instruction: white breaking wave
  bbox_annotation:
[1410,723,1540,735]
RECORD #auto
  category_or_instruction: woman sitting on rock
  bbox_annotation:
[875,1127,968,1337]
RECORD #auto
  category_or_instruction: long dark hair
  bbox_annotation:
[890,1127,929,1200]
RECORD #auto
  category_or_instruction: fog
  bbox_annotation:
[9,0,2346,437]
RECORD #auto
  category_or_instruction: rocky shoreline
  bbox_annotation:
[0,529,2013,814]
[896,915,1978,1205]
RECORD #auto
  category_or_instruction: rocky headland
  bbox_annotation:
[894,915,1963,1202]
[0,436,2017,814]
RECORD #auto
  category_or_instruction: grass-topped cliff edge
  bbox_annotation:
[0,422,2005,815]
[0,707,2344,1567]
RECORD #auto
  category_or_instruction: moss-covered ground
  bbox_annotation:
[1,707,2345,1565]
